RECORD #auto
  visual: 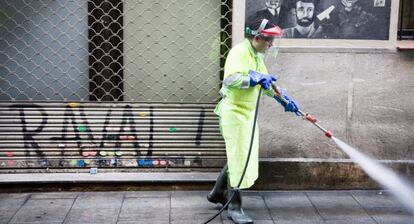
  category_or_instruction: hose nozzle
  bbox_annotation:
[325,130,333,138]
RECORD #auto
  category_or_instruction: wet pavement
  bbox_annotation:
[0,190,413,224]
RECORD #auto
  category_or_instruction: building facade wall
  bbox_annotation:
[1,0,413,176]
[232,0,414,161]
[260,51,414,160]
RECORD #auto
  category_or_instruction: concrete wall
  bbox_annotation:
[234,0,414,161]
[259,50,414,160]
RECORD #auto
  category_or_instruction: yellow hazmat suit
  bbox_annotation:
[214,39,272,189]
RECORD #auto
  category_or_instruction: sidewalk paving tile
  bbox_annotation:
[30,192,79,199]
[171,219,222,224]
[117,221,170,224]
[306,191,375,223]
[351,190,402,208]
[118,197,170,223]
[244,195,272,220]
[125,191,171,198]
[273,221,324,224]
[0,193,30,199]
[0,193,29,224]
[351,190,414,224]
[365,207,414,224]
[220,194,272,221]
[323,220,376,224]
[0,190,413,224]
[64,192,123,224]
[262,192,323,222]
[9,198,74,224]
[171,191,221,222]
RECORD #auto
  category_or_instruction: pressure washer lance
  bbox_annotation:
[271,83,333,138]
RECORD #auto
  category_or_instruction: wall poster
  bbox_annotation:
[246,0,391,40]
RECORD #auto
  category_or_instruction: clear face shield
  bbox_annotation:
[265,35,282,61]
[248,19,283,61]
[259,25,283,63]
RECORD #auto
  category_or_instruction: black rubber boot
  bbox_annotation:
[227,187,254,224]
[207,164,228,206]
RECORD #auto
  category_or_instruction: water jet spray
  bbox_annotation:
[272,83,414,214]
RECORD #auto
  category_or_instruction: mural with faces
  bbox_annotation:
[246,0,391,40]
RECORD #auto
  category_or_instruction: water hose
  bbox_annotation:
[203,87,264,224]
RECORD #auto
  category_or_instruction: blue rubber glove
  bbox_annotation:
[248,70,277,90]
[274,89,300,116]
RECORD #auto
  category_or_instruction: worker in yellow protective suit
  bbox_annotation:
[207,15,300,224]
